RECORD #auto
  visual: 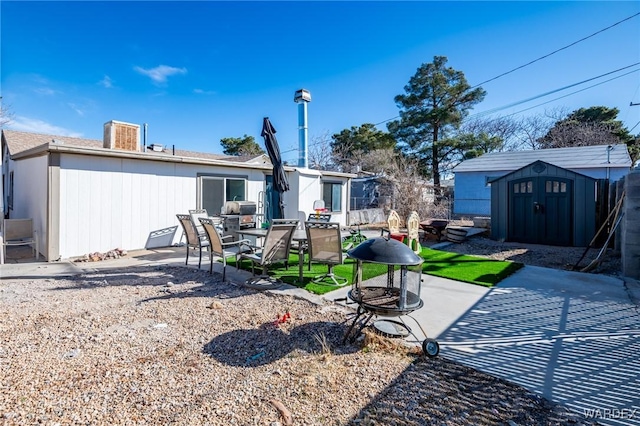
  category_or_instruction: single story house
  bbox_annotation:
[1,120,354,261]
[452,144,632,217]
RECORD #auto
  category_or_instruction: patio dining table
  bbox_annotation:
[237,227,351,285]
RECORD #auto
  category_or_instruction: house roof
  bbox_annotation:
[1,129,236,162]
[1,129,354,178]
[453,144,632,173]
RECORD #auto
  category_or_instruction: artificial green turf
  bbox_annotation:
[229,246,523,295]
[418,247,523,287]
[232,254,386,295]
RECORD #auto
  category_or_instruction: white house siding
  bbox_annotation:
[294,169,323,219]
[58,154,267,259]
[10,154,48,256]
[244,170,267,211]
[288,169,349,226]
[454,166,629,217]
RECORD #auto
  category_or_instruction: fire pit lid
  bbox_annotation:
[346,237,422,265]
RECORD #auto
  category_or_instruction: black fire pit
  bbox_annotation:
[342,236,439,357]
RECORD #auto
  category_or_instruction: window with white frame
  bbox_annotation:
[322,181,342,212]
[200,175,247,215]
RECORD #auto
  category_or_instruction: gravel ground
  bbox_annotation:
[438,235,622,277]
[1,262,600,425]
[431,223,622,278]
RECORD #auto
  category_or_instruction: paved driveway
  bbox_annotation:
[436,266,640,426]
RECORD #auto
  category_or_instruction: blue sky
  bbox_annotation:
[1,1,639,163]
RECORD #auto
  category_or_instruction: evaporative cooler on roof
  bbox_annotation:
[103,120,141,152]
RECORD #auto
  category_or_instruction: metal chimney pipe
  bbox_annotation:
[143,123,148,152]
[294,89,311,168]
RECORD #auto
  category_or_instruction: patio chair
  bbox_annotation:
[290,216,313,270]
[406,211,421,254]
[1,218,39,264]
[176,214,210,268]
[239,219,298,287]
[307,212,332,222]
[199,217,252,281]
[305,221,347,286]
[188,209,209,239]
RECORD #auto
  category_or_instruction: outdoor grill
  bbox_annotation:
[221,201,257,216]
[221,201,257,241]
[342,236,440,357]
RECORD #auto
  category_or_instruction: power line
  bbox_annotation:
[377,63,640,127]
[472,63,640,118]
[371,13,640,127]
[470,12,640,89]
[288,69,639,162]
[493,68,640,119]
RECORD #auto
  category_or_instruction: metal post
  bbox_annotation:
[297,101,308,168]
[294,89,311,169]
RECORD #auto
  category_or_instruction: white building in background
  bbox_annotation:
[1,121,354,261]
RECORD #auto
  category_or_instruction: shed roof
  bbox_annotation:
[453,144,632,173]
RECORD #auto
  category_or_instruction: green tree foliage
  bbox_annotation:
[539,106,639,165]
[330,123,396,173]
[220,135,265,156]
[453,132,503,161]
[388,56,486,189]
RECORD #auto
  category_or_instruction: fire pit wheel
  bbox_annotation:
[422,338,440,358]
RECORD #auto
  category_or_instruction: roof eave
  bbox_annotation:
[11,144,276,171]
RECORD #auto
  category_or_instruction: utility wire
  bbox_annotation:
[470,12,640,89]
[371,12,640,127]
[293,66,640,159]
[376,63,640,126]
[492,68,640,119]
[472,63,640,118]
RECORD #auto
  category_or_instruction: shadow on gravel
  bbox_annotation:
[204,321,360,367]
[50,265,251,302]
[347,356,598,425]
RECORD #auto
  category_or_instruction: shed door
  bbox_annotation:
[508,177,572,246]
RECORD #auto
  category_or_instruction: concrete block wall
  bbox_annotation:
[622,170,640,279]
[348,208,387,226]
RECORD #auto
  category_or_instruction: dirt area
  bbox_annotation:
[1,265,599,425]
[424,220,623,278]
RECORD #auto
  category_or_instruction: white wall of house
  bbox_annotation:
[285,169,349,226]
[454,166,630,217]
[10,154,48,256]
[5,146,350,260]
[58,154,268,259]
[245,171,267,208]
[293,169,322,219]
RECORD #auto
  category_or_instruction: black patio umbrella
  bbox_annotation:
[261,117,289,219]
